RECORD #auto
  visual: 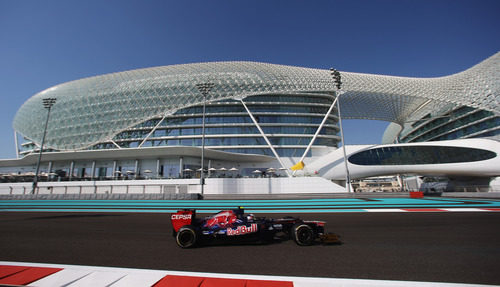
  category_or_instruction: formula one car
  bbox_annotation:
[170,207,340,248]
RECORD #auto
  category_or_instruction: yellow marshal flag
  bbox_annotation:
[290,161,305,171]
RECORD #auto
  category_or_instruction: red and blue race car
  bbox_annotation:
[171,207,340,248]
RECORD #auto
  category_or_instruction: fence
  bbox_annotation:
[0,179,202,200]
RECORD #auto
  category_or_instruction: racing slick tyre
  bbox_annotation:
[176,225,198,248]
[292,224,314,246]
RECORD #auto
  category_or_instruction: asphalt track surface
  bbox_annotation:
[1,212,500,285]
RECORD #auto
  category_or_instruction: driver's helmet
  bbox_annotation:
[246,213,255,222]
[234,207,245,219]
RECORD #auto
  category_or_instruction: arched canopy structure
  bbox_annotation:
[13,52,499,151]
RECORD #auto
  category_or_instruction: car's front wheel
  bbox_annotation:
[292,224,314,246]
[176,225,197,248]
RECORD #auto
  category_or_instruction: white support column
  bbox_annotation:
[112,161,117,179]
[240,100,291,177]
[138,116,167,148]
[47,161,53,181]
[294,95,339,175]
[69,161,74,181]
[47,161,53,174]
[179,157,183,178]
[156,159,161,179]
[134,159,139,179]
[397,174,404,191]
[336,91,351,192]
[14,131,19,159]
[208,160,212,178]
[110,140,122,149]
[90,161,96,180]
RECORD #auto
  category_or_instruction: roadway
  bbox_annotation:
[1,211,499,285]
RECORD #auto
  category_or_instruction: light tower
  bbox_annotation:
[196,82,214,196]
[330,68,351,192]
[32,97,57,194]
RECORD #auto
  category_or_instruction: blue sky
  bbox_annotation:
[0,0,499,159]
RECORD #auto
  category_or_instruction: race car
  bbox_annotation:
[170,207,340,248]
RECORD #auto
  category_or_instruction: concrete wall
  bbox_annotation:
[205,177,345,194]
[0,177,345,196]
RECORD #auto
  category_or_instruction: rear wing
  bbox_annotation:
[171,209,195,232]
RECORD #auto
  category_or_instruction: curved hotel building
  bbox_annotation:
[1,52,499,194]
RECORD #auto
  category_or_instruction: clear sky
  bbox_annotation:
[0,0,499,159]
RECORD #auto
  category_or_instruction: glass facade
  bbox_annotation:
[348,145,496,165]
[20,94,340,157]
[399,107,500,143]
[82,94,340,157]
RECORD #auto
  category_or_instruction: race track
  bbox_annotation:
[1,211,499,285]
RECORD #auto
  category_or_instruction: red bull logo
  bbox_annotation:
[227,224,258,236]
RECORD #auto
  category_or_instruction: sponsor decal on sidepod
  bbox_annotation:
[171,214,192,220]
[227,224,258,236]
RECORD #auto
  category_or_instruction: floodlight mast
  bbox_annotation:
[330,68,351,193]
[196,82,214,196]
[32,97,57,194]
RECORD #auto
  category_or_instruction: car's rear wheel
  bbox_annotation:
[292,224,314,246]
[176,225,197,248]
